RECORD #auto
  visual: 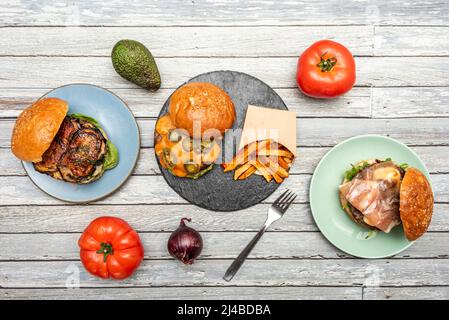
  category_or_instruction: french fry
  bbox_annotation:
[278,157,291,170]
[281,147,294,158]
[223,142,254,172]
[223,139,294,183]
[258,157,285,183]
[223,140,269,172]
[252,160,273,183]
[259,156,285,182]
[264,167,283,183]
[257,148,293,158]
[265,166,283,183]
[271,172,283,184]
[264,157,289,178]
[238,165,257,180]
[233,161,252,180]
[283,156,292,164]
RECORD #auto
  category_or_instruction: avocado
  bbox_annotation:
[111,39,161,91]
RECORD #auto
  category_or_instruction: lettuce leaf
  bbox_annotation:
[104,140,119,170]
[70,113,101,127]
[344,161,369,181]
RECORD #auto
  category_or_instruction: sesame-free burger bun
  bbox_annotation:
[169,82,235,136]
[11,98,68,162]
[400,167,434,241]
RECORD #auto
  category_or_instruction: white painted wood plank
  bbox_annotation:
[0,87,371,118]
[2,0,448,26]
[6,87,449,120]
[364,286,449,300]
[0,204,318,233]
[3,87,448,121]
[1,203,448,233]
[372,87,449,118]
[0,175,307,205]
[0,0,447,297]
[2,260,449,287]
[0,173,448,205]
[356,57,449,86]
[0,57,448,89]
[3,117,449,149]
[375,27,449,56]
[0,26,373,57]
[0,175,302,205]
[5,26,448,57]
[1,232,448,261]
[3,146,449,177]
[0,286,362,300]
[1,232,343,260]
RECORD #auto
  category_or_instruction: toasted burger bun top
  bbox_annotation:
[169,82,236,137]
[400,167,434,241]
[11,98,68,162]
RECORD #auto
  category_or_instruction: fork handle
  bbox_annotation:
[223,224,269,282]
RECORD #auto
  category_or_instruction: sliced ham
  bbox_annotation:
[340,161,403,233]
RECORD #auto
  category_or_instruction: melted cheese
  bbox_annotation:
[155,114,221,177]
[372,166,401,184]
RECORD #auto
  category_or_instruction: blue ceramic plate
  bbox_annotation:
[22,84,140,203]
[309,135,431,258]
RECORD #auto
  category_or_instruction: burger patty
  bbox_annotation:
[34,116,107,183]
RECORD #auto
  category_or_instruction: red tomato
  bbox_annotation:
[296,40,356,98]
[78,216,144,280]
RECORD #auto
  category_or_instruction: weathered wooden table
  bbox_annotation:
[1,0,449,300]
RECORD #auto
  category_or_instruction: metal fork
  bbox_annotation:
[223,189,297,282]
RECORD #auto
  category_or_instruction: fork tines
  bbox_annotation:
[273,189,297,212]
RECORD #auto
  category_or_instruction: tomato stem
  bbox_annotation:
[317,52,337,72]
[96,242,114,262]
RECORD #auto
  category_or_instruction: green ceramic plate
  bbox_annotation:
[309,135,431,258]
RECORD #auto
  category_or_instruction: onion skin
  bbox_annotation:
[167,218,203,265]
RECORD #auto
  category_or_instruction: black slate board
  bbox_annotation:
[155,71,288,211]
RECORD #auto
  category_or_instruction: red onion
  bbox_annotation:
[167,218,203,265]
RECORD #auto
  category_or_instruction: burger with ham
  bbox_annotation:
[339,159,433,241]
[155,82,236,179]
[11,98,119,184]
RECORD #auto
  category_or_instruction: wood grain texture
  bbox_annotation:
[1,203,448,233]
[2,259,449,287]
[0,87,371,118]
[0,173,448,205]
[3,26,448,57]
[372,87,449,118]
[3,87,449,120]
[2,0,449,300]
[0,287,362,300]
[364,286,449,300]
[0,175,304,205]
[2,0,448,26]
[0,204,320,233]
[0,26,373,57]
[3,117,449,149]
[375,27,449,56]
[1,232,449,261]
[1,57,448,89]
